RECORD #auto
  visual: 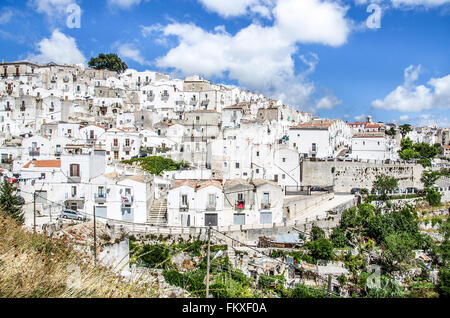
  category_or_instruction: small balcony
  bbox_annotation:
[68,175,81,183]
[55,149,63,156]
[111,145,120,151]
[123,145,132,152]
[201,99,210,106]
[29,148,40,157]
[176,99,185,105]
[190,98,198,105]
[261,203,271,210]
[121,195,134,205]
[161,93,169,100]
[235,200,245,211]
[20,107,26,112]
[95,193,107,203]
[180,203,189,212]
[206,204,216,211]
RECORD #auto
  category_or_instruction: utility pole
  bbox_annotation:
[205,225,211,298]
[33,192,36,233]
[93,205,97,264]
[327,274,332,298]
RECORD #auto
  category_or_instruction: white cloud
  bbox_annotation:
[316,95,342,110]
[391,0,450,7]
[355,0,450,6]
[29,0,77,17]
[117,43,150,65]
[150,0,351,110]
[411,114,450,128]
[197,0,268,18]
[0,8,13,24]
[107,0,142,9]
[399,115,410,121]
[372,65,450,112]
[27,29,86,65]
[354,114,367,122]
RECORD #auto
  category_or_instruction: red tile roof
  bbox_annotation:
[23,160,61,168]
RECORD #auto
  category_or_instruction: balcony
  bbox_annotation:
[176,99,185,105]
[121,195,134,205]
[180,203,189,212]
[261,203,271,210]
[235,200,245,211]
[29,148,40,157]
[111,145,120,151]
[161,93,169,100]
[68,175,81,183]
[95,193,107,203]
[190,98,198,105]
[65,192,85,201]
[206,204,216,211]
[123,145,132,152]
[55,149,63,156]
[201,99,210,106]
[20,107,26,112]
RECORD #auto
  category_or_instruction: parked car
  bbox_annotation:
[406,187,418,194]
[59,209,86,221]
[138,153,148,158]
[351,188,360,194]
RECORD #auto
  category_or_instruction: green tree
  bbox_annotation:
[425,188,441,207]
[330,227,348,248]
[385,127,397,137]
[311,225,325,241]
[399,124,412,139]
[0,181,24,224]
[383,232,416,266]
[373,174,398,201]
[421,170,441,188]
[413,142,439,159]
[399,148,419,161]
[306,238,334,262]
[88,53,128,73]
[437,268,450,298]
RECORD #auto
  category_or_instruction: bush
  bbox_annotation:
[331,228,348,248]
[311,225,325,241]
[306,238,334,262]
[425,188,442,207]
[289,284,328,298]
[438,268,450,298]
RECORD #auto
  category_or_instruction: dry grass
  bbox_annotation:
[0,216,160,298]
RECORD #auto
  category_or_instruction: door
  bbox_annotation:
[96,206,107,219]
[260,212,272,224]
[181,214,190,227]
[122,206,134,222]
[205,214,218,227]
[234,214,245,225]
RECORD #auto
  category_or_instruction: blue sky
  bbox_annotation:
[0,0,449,127]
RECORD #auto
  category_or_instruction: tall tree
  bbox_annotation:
[399,124,412,139]
[88,53,128,73]
[0,181,24,224]
[421,170,441,188]
[373,174,398,201]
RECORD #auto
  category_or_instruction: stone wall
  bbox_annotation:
[301,160,424,192]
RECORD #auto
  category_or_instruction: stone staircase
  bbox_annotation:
[147,198,167,226]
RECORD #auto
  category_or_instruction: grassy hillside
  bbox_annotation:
[0,216,158,298]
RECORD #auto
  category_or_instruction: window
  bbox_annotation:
[125,188,131,196]
[282,157,286,163]
[125,139,130,147]
[256,151,259,157]
[208,194,215,206]
[70,164,80,177]
[113,138,118,147]
[40,173,46,179]
[238,193,244,201]
[256,169,259,174]
[71,186,77,197]
[90,130,95,139]
[235,163,240,169]
[181,194,188,206]
[125,151,130,155]
[224,162,227,168]
[282,174,286,180]
[312,143,317,151]
[114,151,119,160]
[263,193,270,204]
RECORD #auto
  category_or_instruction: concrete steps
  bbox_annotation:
[147,198,167,226]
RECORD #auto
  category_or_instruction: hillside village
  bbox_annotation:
[0,59,449,298]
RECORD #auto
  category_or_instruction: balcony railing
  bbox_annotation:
[111,145,120,151]
[123,145,132,152]
[121,195,134,204]
[235,200,245,211]
[95,193,107,203]
[29,148,40,157]
[261,203,271,210]
[201,99,210,105]
[161,93,169,100]
[206,204,216,211]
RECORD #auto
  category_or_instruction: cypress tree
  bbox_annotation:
[0,180,25,225]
